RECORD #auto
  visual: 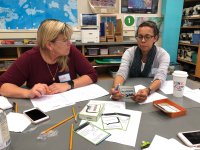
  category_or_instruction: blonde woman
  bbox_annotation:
[0,19,97,99]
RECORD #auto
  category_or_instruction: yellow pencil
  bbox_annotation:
[72,106,77,123]
[69,124,74,150]
[15,102,18,113]
[41,115,74,134]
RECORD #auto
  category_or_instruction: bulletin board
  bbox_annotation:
[0,0,78,29]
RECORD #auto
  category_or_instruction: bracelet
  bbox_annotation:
[146,87,152,95]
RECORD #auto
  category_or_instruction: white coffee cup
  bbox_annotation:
[172,70,188,97]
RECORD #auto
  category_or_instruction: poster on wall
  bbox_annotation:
[135,17,163,30]
[0,0,78,29]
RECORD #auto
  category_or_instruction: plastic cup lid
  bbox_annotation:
[172,70,188,77]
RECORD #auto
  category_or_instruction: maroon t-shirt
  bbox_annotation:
[0,45,97,88]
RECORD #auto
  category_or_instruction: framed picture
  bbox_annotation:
[88,0,119,14]
[121,0,159,14]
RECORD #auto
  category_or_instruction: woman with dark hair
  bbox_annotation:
[0,19,97,99]
[111,21,170,102]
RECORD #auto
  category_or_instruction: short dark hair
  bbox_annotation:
[136,21,159,39]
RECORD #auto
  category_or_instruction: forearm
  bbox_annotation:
[0,83,30,98]
[113,75,125,87]
[73,75,93,88]
[148,79,161,93]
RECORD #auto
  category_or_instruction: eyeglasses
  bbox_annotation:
[135,35,155,41]
[54,40,71,46]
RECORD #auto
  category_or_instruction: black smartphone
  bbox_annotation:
[23,108,49,124]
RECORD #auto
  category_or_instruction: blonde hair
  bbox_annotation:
[37,19,73,72]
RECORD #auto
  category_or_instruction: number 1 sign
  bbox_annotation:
[123,15,136,30]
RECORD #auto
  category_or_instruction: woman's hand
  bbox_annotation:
[27,83,50,98]
[48,82,71,94]
[131,88,149,103]
[110,87,123,100]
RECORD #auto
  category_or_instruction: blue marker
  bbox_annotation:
[110,84,120,99]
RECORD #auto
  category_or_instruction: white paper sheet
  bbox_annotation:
[80,108,142,147]
[102,101,126,113]
[31,93,75,112]
[147,135,192,150]
[134,85,167,104]
[31,84,109,112]
[0,96,12,110]
[60,84,109,103]
[160,80,173,94]
[184,89,200,103]
[7,112,31,132]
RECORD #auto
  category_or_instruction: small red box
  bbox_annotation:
[153,99,186,118]
[1,40,15,44]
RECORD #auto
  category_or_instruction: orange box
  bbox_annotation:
[153,99,186,118]
[1,40,15,44]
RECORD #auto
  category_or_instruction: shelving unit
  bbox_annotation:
[0,41,136,78]
[177,0,200,79]
[75,41,136,78]
[0,44,34,73]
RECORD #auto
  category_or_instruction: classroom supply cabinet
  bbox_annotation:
[177,0,200,79]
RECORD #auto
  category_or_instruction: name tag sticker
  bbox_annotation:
[58,73,71,82]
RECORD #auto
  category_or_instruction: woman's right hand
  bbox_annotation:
[27,83,50,98]
[110,88,123,100]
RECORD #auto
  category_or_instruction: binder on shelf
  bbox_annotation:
[115,19,123,42]
[100,22,106,42]
[106,22,115,42]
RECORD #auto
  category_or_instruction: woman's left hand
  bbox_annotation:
[131,88,149,103]
[48,83,71,94]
